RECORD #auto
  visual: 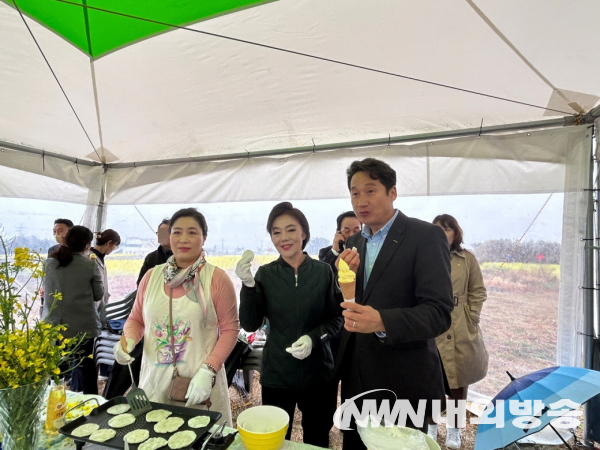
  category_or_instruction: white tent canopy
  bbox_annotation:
[1,0,599,177]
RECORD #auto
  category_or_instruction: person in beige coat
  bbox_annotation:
[429,214,488,449]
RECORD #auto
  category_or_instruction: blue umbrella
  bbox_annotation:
[475,366,600,450]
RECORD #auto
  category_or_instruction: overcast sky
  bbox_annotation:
[0,192,564,254]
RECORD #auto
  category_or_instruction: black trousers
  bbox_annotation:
[102,339,144,399]
[68,338,98,395]
[262,380,338,448]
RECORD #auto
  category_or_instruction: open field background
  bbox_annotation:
[105,257,562,400]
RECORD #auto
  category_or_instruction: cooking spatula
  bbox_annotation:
[120,335,152,416]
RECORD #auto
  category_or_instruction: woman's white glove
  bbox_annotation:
[235,250,255,288]
[286,335,313,360]
[113,337,135,365]
[185,364,216,407]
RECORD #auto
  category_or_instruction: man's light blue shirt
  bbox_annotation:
[362,209,399,286]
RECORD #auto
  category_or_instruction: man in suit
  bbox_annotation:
[335,158,454,450]
[318,211,361,277]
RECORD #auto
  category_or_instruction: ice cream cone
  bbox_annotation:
[340,281,356,302]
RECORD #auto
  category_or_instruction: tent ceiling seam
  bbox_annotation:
[89,60,106,162]
[466,0,569,106]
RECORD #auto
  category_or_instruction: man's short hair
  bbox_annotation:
[54,218,74,228]
[336,211,357,231]
[158,218,170,230]
[346,158,396,193]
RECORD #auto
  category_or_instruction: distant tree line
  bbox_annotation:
[472,239,560,264]
[7,235,55,254]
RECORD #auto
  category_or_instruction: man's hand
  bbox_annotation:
[332,231,345,253]
[336,248,360,273]
[341,301,385,334]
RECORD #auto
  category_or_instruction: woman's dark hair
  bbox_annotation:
[433,214,463,251]
[96,229,121,246]
[169,208,208,237]
[346,158,396,193]
[266,202,310,249]
[51,225,93,267]
[336,211,358,231]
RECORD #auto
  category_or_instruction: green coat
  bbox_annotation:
[240,254,343,390]
[435,249,488,389]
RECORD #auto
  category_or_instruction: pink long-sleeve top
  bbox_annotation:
[124,267,240,371]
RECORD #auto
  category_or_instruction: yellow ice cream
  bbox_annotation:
[338,258,356,283]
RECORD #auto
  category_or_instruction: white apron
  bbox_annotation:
[139,263,232,426]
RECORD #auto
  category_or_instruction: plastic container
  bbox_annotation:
[236,405,289,450]
[44,384,66,434]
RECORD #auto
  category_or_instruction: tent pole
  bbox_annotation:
[584,122,599,445]
[107,117,577,169]
[2,117,576,169]
[0,139,101,166]
[94,168,107,234]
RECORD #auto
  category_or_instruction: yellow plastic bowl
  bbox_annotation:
[236,405,290,450]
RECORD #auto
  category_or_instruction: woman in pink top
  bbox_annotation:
[113,208,239,425]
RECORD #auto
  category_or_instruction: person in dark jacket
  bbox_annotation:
[318,211,361,277]
[136,219,172,285]
[103,219,171,399]
[236,202,343,448]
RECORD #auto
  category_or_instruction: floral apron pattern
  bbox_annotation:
[138,263,232,425]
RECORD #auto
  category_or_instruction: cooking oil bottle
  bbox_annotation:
[44,383,66,434]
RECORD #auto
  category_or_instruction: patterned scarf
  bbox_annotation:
[163,251,208,326]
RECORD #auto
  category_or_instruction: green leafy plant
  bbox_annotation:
[0,233,84,389]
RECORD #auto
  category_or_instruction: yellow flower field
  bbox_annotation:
[106,254,280,275]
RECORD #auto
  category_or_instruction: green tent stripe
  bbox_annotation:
[3,0,274,58]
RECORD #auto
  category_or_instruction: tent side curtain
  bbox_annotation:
[0,125,589,205]
[557,126,593,367]
[0,147,104,230]
[103,126,583,205]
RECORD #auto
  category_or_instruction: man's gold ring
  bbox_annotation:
[352,321,356,328]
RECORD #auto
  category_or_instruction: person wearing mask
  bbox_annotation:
[103,220,172,399]
[429,214,488,449]
[236,202,343,448]
[48,218,74,256]
[336,158,453,450]
[113,208,239,424]
[318,211,361,277]
[43,225,104,395]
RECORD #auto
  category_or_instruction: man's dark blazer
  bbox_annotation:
[335,210,453,414]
